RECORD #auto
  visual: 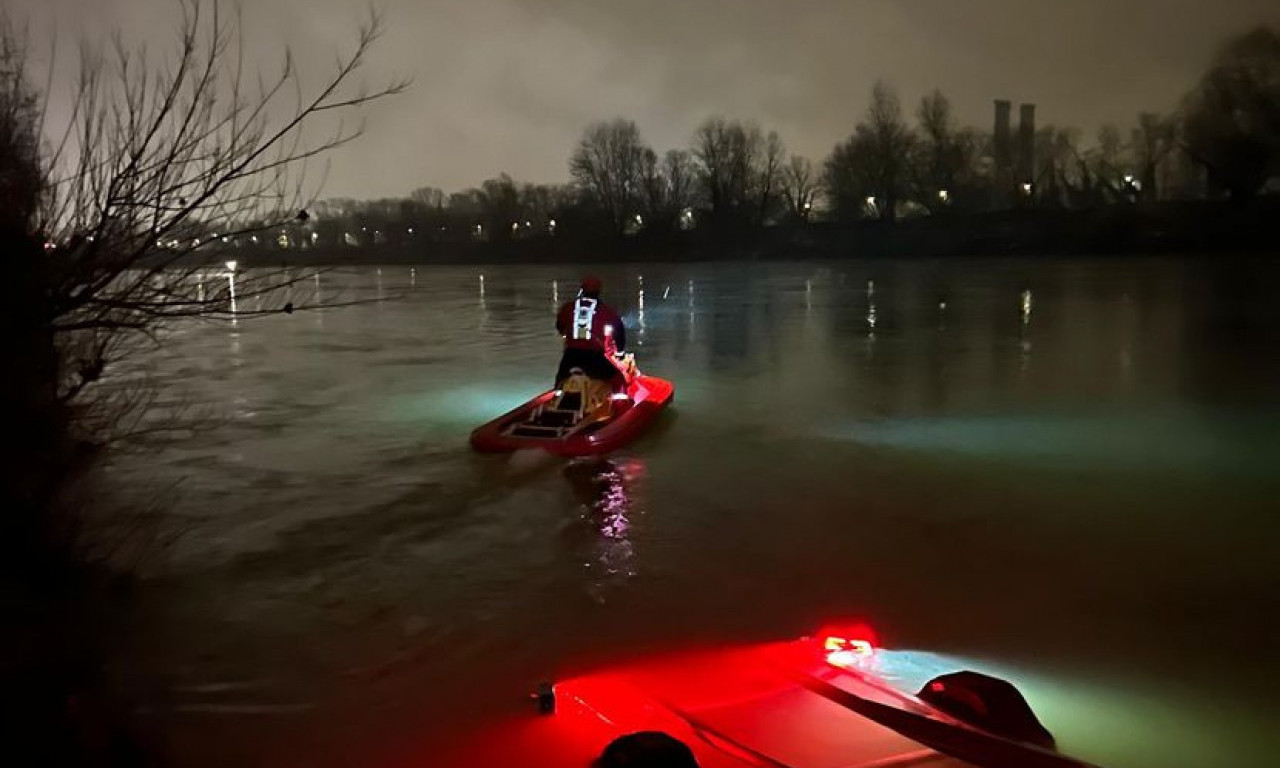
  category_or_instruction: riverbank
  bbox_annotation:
[200,198,1280,268]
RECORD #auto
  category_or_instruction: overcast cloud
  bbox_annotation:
[11,0,1279,199]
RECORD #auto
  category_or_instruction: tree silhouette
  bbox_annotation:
[692,117,784,229]
[570,118,648,235]
[756,130,786,225]
[637,147,697,233]
[2,0,403,565]
[1131,113,1178,200]
[477,174,522,240]
[1183,25,1280,200]
[825,82,916,221]
[781,155,820,221]
[910,90,979,212]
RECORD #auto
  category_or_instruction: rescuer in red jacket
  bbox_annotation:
[555,276,627,389]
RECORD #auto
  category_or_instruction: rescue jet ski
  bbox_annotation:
[441,627,1100,768]
[469,352,674,457]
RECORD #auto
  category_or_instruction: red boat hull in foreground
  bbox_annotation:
[436,633,1099,768]
[469,374,674,457]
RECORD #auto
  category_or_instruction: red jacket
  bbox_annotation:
[556,296,626,353]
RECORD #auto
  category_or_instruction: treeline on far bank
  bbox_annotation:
[179,24,1279,267]
[252,197,1280,266]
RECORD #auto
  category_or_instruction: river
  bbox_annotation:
[102,257,1280,768]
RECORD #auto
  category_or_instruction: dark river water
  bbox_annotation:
[104,258,1280,768]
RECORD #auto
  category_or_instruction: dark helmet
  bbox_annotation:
[580,275,603,297]
[597,732,698,768]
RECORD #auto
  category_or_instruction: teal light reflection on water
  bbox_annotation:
[873,650,1273,768]
[384,382,546,428]
[819,412,1280,480]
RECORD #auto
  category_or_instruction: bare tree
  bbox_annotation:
[692,117,732,221]
[1033,125,1083,206]
[570,118,648,235]
[3,16,61,566]
[637,147,670,232]
[410,186,446,210]
[824,81,915,221]
[1097,124,1125,172]
[663,149,697,218]
[755,130,786,225]
[781,155,820,221]
[0,23,41,228]
[518,183,565,232]
[476,173,522,240]
[911,89,978,212]
[692,117,783,228]
[634,147,699,233]
[1075,124,1130,202]
[3,0,404,564]
[1182,25,1280,200]
[1131,112,1178,200]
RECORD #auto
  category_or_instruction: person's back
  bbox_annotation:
[555,277,626,389]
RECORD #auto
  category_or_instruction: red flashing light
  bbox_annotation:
[819,624,878,668]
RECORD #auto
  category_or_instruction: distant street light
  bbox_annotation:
[226,262,238,315]
[1021,182,1033,195]
[938,189,950,203]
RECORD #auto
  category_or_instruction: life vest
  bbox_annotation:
[571,297,598,342]
[566,296,617,354]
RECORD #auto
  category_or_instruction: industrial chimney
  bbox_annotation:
[993,100,1012,175]
[1018,104,1036,187]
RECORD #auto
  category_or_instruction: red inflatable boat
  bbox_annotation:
[440,628,1100,768]
[469,357,674,457]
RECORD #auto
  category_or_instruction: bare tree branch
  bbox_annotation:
[1,0,407,466]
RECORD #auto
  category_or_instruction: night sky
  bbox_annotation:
[13,0,1280,198]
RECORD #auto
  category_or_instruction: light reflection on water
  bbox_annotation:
[873,649,1274,768]
[564,459,646,602]
[103,259,1280,768]
[817,412,1280,479]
